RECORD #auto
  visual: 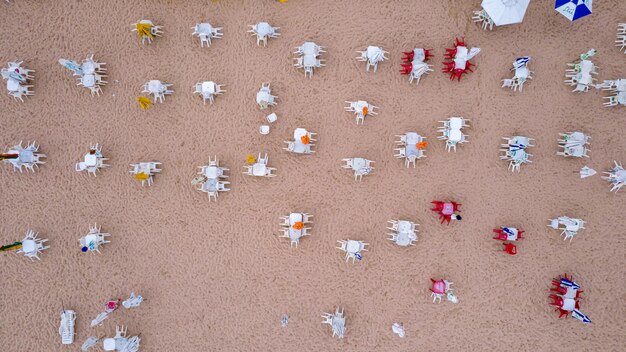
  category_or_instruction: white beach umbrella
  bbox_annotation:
[481,0,531,26]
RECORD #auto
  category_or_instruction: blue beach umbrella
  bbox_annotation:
[555,0,592,21]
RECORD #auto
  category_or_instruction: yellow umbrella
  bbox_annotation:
[246,154,257,164]
[134,172,149,181]
[136,96,152,110]
[135,23,153,39]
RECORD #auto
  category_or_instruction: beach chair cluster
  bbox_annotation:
[59,55,107,96]
[557,132,590,158]
[191,22,223,48]
[79,224,111,254]
[321,307,346,338]
[564,49,598,93]
[429,278,458,304]
[595,78,626,107]
[283,128,316,154]
[549,273,591,324]
[129,162,162,187]
[400,48,434,85]
[356,45,388,72]
[193,81,225,105]
[75,143,109,176]
[1,140,46,172]
[344,100,378,125]
[336,239,368,263]
[501,56,533,92]
[131,20,163,45]
[243,153,276,178]
[279,212,312,248]
[437,117,469,152]
[548,216,585,241]
[602,160,626,193]
[394,132,426,168]
[2,60,34,101]
[293,42,326,78]
[500,135,533,172]
[387,220,418,247]
[194,156,230,201]
[341,157,374,181]
[492,226,525,255]
[247,22,280,46]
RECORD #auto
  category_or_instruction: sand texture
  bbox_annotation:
[1,0,625,351]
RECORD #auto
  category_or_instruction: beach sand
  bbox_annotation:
[1,0,625,351]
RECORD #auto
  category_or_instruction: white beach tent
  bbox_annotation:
[482,0,531,26]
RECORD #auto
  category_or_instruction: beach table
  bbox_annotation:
[332,315,345,336]
[202,178,218,192]
[81,60,96,75]
[84,154,98,168]
[21,239,36,254]
[290,143,310,154]
[6,78,19,92]
[449,118,463,130]
[561,298,576,311]
[502,227,519,241]
[293,128,308,140]
[441,202,454,216]
[82,74,96,88]
[256,90,270,104]
[201,81,216,98]
[396,220,414,233]
[345,240,362,255]
[303,54,317,68]
[565,145,585,157]
[18,149,33,163]
[300,42,320,56]
[203,166,221,179]
[448,129,462,143]
[147,80,164,94]
[252,162,267,177]
[394,231,416,247]
[454,46,469,70]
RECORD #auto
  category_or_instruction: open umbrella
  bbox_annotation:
[481,0,531,26]
[555,0,592,21]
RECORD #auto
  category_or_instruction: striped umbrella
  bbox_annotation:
[0,242,22,252]
[572,309,592,324]
[555,0,592,21]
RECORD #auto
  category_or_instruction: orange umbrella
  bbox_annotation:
[292,221,304,230]
[416,141,428,150]
[362,106,368,116]
[300,135,310,145]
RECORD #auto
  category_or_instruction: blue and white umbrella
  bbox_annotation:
[555,0,593,21]
[559,278,580,290]
[572,309,592,324]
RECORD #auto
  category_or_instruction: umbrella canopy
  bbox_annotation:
[481,0,531,26]
[555,0,592,21]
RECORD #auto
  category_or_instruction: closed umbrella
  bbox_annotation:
[555,0,592,21]
[481,0,531,26]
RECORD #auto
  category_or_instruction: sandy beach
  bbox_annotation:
[1,0,625,351]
